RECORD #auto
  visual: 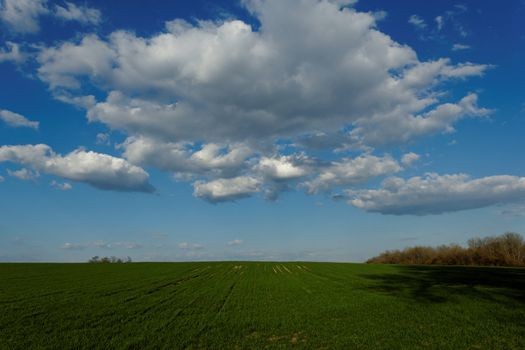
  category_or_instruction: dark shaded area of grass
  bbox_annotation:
[361,265,525,306]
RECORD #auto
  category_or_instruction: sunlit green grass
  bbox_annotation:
[1,262,524,349]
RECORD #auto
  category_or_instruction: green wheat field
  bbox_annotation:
[1,262,524,349]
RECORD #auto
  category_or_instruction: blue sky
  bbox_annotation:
[0,0,524,262]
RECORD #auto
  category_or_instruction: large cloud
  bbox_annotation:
[37,0,489,147]
[0,144,154,192]
[29,0,497,204]
[348,173,525,215]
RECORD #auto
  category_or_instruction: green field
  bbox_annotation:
[1,262,524,349]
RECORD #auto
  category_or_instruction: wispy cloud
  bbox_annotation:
[178,242,204,250]
[0,42,26,64]
[227,239,243,246]
[54,2,101,26]
[51,180,72,191]
[0,0,101,35]
[95,133,110,146]
[452,43,471,51]
[61,241,143,250]
[408,14,427,29]
[0,109,39,129]
[8,168,39,180]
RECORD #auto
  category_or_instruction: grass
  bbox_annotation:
[1,262,524,349]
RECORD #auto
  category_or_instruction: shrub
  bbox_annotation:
[367,232,525,267]
[88,256,132,263]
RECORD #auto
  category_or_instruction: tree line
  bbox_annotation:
[367,232,525,267]
[88,256,132,263]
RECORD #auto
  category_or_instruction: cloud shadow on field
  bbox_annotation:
[360,265,525,305]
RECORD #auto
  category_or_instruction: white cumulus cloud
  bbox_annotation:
[37,0,489,148]
[304,154,402,194]
[26,0,495,202]
[123,136,252,178]
[348,173,525,215]
[351,93,491,146]
[0,144,154,192]
[194,176,261,203]
[254,155,311,181]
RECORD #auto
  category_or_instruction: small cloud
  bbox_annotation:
[455,4,468,12]
[61,242,84,250]
[401,152,420,167]
[178,242,204,250]
[8,168,39,180]
[109,241,143,249]
[399,236,418,242]
[151,232,169,240]
[435,16,444,31]
[408,14,426,29]
[184,250,209,258]
[332,194,346,201]
[499,202,525,217]
[0,109,39,129]
[0,42,27,64]
[54,2,101,26]
[51,180,72,191]
[0,175,4,182]
[227,239,243,246]
[372,10,387,21]
[452,43,471,51]
[61,240,142,250]
[96,132,110,145]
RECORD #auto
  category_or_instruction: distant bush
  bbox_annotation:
[88,256,132,264]
[367,232,525,267]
